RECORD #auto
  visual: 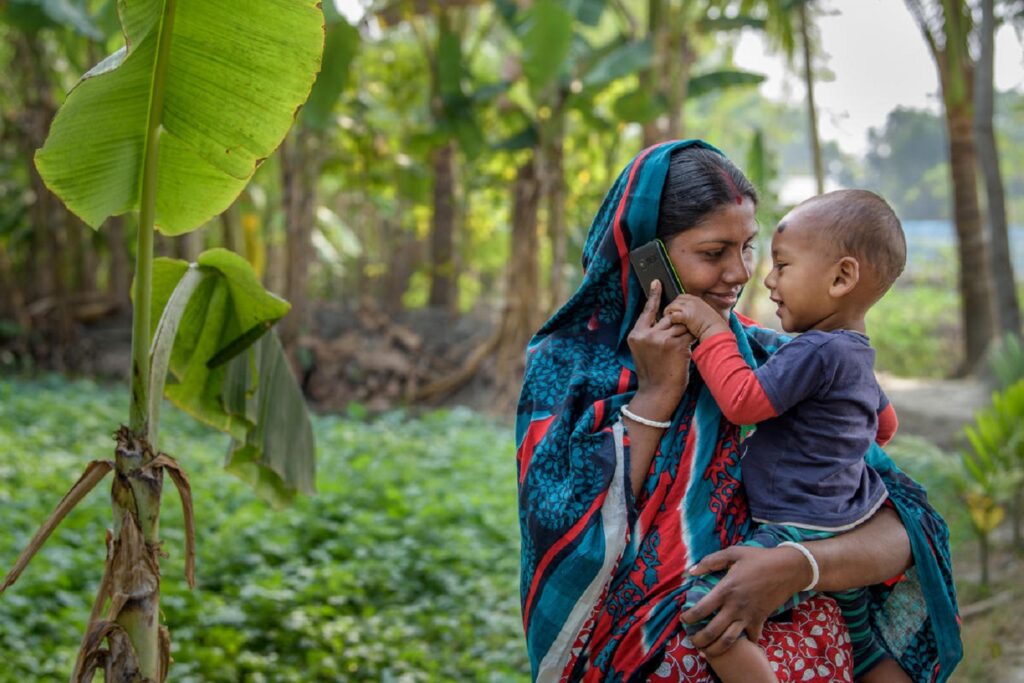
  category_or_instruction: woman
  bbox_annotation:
[516,140,960,682]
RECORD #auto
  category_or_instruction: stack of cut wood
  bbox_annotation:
[299,303,492,412]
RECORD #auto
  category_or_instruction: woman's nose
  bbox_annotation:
[723,251,752,285]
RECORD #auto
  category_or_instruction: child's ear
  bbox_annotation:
[829,256,860,297]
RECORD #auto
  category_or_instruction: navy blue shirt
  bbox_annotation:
[741,330,888,530]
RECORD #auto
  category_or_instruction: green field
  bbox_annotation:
[0,377,527,682]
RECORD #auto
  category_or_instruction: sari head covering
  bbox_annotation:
[516,140,961,682]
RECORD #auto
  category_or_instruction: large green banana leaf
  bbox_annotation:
[35,0,324,235]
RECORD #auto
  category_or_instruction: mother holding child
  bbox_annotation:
[516,140,961,682]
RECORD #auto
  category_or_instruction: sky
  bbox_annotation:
[735,0,1024,155]
[333,0,1023,157]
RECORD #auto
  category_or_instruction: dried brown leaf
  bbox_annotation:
[1,460,114,593]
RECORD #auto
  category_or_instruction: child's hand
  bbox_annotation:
[664,295,730,341]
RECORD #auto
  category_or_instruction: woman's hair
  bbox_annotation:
[656,146,758,239]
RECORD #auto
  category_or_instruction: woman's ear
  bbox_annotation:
[829,256,860,298]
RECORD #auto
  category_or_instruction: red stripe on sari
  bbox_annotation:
[518,415,556,485]
[613,146,658,295]
[522,489,612,630]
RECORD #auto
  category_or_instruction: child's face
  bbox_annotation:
[763,208,844,333]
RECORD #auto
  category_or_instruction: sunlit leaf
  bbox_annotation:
[35,0,324,235]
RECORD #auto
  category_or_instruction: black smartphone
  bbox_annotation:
[629,239,685,314]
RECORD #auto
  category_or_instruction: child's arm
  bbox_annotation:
[667,295,826,426]
[876,393,898,446]
[690,332,779,424]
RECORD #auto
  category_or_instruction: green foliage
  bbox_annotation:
[1,0,103,39]
[986,333,1024,390]
[149,249,314,506]
[884,435,971,551]
[34,0,324,234]
[0,377,527,681]
[301,7,361,132]
[866,264,960,378]
[518,0,574,95]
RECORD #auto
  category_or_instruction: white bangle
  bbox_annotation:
[778,541,819,592]
[620,404,672,429]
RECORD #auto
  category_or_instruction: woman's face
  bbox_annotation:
[662,199,758,318]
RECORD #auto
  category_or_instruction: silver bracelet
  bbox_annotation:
[778,541,820,592]
[620,404,672,429]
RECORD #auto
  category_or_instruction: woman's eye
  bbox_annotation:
[743,242,756,252]
[704,250,724,259]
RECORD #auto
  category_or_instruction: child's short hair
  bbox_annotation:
[801,189,906,295]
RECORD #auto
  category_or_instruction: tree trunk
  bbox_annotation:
[945,99,996,372]
[428,140,458,311]
[177,228,203,262]
[544,117,567,313]
[973,0,1019,336]
[279,127,319,348]
[220,200,244,253]
[641,0,667,147]
[16,33,75,358]
[496,156,542,401]
[665,10,692,140]
[799,1,825,195]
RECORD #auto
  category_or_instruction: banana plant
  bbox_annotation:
[0,0,324,680]
[960,378,1024,587]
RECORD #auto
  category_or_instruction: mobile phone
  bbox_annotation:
[629,239,685,314]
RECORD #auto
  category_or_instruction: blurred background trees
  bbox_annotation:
[0,0,1022,403]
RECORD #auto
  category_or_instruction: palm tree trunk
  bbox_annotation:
[973,0,1019,336]
[945,99,996,372]
[799,1,824,195]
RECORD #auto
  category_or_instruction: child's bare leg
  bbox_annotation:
[704,637,778,683]
[858,656,912,683]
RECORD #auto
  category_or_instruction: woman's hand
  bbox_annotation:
[681,507,913,656]
[627,281,695,415]
[680,545,811,655]
[624,281,695,497]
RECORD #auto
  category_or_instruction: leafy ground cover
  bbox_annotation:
[0,376,528,682]
[1,377,1016,681]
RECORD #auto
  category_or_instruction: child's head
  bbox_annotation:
[763,189,906,333]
